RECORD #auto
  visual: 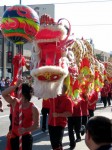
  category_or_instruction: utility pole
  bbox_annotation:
[20,0,22,5]
[2,5,7,78]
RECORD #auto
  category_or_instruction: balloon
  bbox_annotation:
[1,5,40,45]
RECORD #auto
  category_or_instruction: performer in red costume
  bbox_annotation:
[68,98,82,150]
[88,90,98,118]
[100,79,110,108]
[48,85,73,150]
[2,78,40,150]
[107,83,112,106]
[41,99,50,132]
[80,92,89,136]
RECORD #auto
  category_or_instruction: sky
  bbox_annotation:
[0,0,112,53]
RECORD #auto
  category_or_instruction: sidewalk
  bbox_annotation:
[32,103,112,150]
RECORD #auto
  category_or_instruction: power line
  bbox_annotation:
[71,23,112,26]
[53,0,112,5]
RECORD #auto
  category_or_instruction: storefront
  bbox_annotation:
[0,31,14,79]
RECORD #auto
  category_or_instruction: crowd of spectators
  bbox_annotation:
[0,77,12,93]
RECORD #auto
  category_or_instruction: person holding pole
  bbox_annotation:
[41,98,50,132]
[88,90,98,118]
[100,79,110,108]
[48,84,73,150]
[2,78,40,150]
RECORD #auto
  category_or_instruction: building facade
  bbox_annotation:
[94,49,110,62]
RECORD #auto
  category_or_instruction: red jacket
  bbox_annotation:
[42,99,50,109]
[88,91,98,110]
[72,99,82,117]
[48,95,73,127]
[80,98,89,116]
[101,84,110,97]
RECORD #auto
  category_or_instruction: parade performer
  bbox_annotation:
[31,14,74,99]
[88,90,98,118]
[80,92,89,136]
[41,98,50,132]
[48,85,73,150]
[68,97,82,150]
[2,78,40,150]
[30,14,74,150]
[101,79,110,108]
[5,54,27,150]
[0,4,40,150]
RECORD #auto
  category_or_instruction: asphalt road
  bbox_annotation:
[0,95,112,150]
[32,103,112,150]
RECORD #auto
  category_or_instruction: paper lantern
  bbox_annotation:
[1,5,40,44]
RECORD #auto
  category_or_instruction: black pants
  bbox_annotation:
[101,96,107,107]
[68,116,81,147]
[107,93,111,106]
[10,134,33,150]
[41,107,49,130]
[88,109,94,118]
[48,125,64,150]
[1,87,5,92]
[82,116,88,126]
[9,113,12,131]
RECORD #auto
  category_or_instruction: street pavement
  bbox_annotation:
[0,95,112,150]
[32,103,112,150]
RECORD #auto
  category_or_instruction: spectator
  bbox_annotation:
[0,77,5,92]
[41,98,50,132]
[48,85,73,150]
[5,78,11,89]
[2,78,40,150]
[85,116,112,150]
